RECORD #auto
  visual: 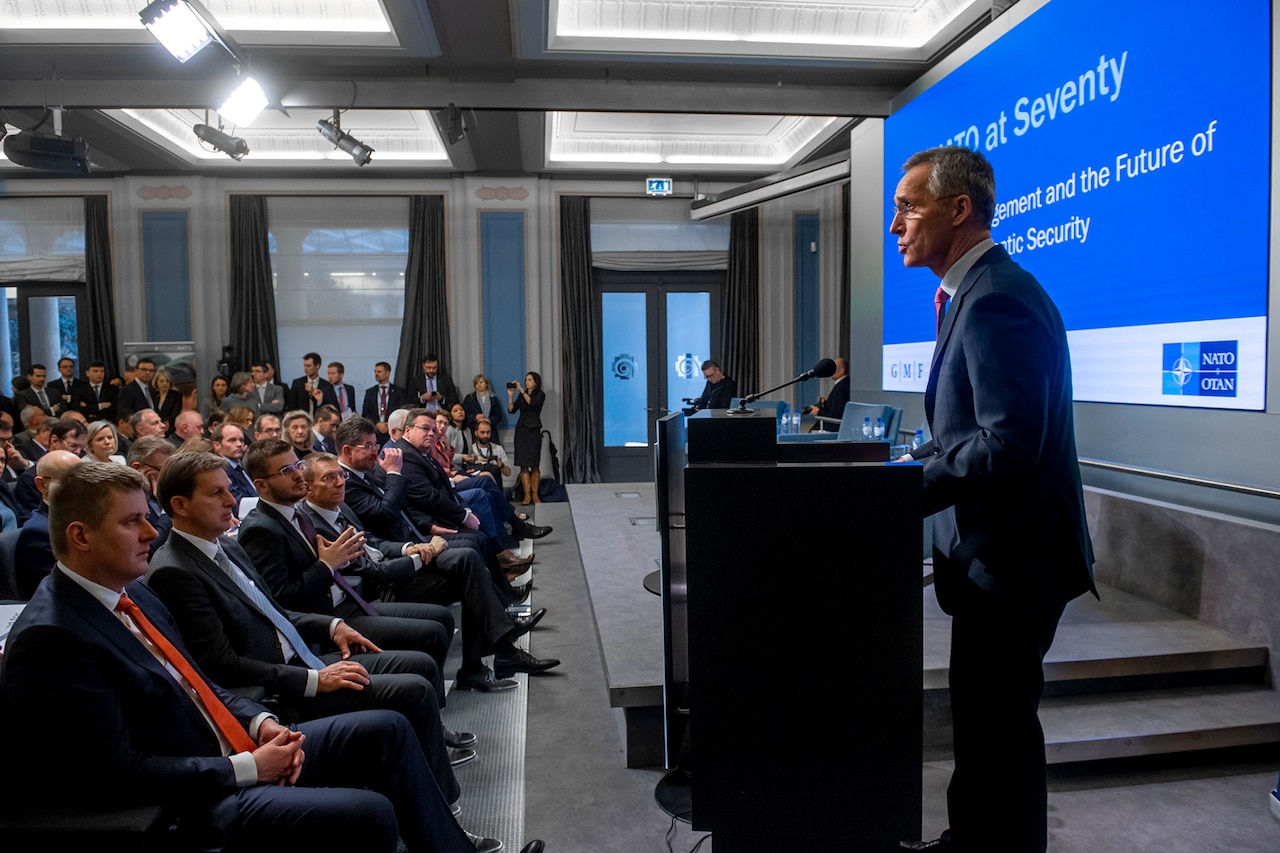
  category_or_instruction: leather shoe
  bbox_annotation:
[451,800,462,818]
[518,843,545,853]
[900,839,952,851]
[444,726,478,749]
[514,519,552,540]
[497,551,534,571]
[464,829,502,852]
[494,647,560,677]
[507,581,532,604]
[449,747,477,767]
[455,665,519,693]
[506,607,546,640]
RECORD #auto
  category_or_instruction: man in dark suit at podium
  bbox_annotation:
[894,147,1095,853]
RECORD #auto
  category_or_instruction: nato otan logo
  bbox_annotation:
[1162,340,1238,397]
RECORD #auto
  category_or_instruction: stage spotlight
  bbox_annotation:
[193,123,249,160]
[139,0,216,63]
[316,114,374,166]
[218,76,267,127]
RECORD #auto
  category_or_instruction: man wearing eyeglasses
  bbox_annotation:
[892,146,1095,853]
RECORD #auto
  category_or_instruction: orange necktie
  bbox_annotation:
[116,593,257,754]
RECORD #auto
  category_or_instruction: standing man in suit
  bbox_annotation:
[328,362,357,418]
[894,147,1095,853]
[70,360,120,424]
[14,364,54,416]
[0,460,500,853]
[409,354,461,414]
[250,361,286,414]
[362,361,406,445]
[118,356,157,414]
[286,352,337,416]
[47,357,84,414]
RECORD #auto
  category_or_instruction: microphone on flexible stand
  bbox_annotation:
[727,358,838,415]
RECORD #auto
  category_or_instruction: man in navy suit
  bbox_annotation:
[14,364,55,416]
[286,352,337,416]
[47,356,85,415]
[117,356,157,415]
[327,362,358,418]
[0,461,485,853]
[895,147,1095,853]
[212,422,256,515]
[13,449,81,598]
[69,360,119,423]
[362,361,407,445]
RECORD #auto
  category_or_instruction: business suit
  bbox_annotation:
[363,383,409,444]
[224,460,257,515]
[147,533,460,803]
[14,504,52,599]
[118,378,155,415]
[69,380,120,423]
[913,243,1095,852]
[330,381,357,417]
[13,464,42,524]
[47,376,85,414]
[252,382,287,415]
[303,502,515,668]
[0,567,472,852]
[236,501,454,681]
[408,370,461,411]
[286,375,337,416]
[14,386,54,417]
[153,390,183,432]
[811,375,850,431]
[145,492,173,556]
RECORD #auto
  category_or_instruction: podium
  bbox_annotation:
[657,408,922,851]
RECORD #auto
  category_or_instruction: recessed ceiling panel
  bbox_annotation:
[548,0,986,60]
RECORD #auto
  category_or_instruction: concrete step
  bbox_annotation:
[1041,684,1280,764]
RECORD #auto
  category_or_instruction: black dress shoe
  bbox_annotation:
[517,842,545,853]
[449,747,477,767]
[455,665,519,693]
[465,829,502,852]
[444,726,478,749]
[900,838,952,851]
[512,518,552,540]
[506,607,547,640]
[507,581,532,604]
[494,647,560,677]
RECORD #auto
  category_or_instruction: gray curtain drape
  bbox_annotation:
[839,183,851,361]
[229,195,279,374]
[395,195,451,389]
[721,208,760,393]
[83,195,121,378]
[558,195,600,484]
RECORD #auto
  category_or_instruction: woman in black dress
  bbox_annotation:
[507,371,545,505]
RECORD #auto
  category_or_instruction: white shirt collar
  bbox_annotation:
[305,500,341,526]
[939,237,996,297]
[170,527,220,561]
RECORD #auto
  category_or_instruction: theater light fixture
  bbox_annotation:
[139,0,216,63]
[193,121,249,160]
[317,111,374,166]
[218,76,267,127]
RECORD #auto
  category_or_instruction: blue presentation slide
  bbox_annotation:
[881,0,1270,409]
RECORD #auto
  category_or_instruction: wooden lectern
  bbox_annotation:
[657,408,922,851]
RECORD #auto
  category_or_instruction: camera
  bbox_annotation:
[507,382,519,389]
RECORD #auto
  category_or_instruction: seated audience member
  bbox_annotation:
[335,418,529,606]
[85,420,126,464]
[113,407,136,457]
[301,453,557,688]
[15,418,87,523]
[387,407,411,442]
[118,357,157,414]
[328,362,357,417]
[236,438,457,694]
[179,436,215,454]
[250,361,286,414]
[283,409,316,460]
[14,450,82,597]
[61,409,89,425]
[462,374,505,436]
[446,403,470,459]
[132,407,168,440]
[804,356,850,432]
[170,409,206,448]
[220,372,260,415]
[313,404,341,454]
[152,368,183,433]
[126,435,175,556]
[254,412,283,442]
[0,416,30,495]
[466,419,511,483]
[207,374,229,417]
[69,360,118,423]
[211,422,256,514]
[16,406,50,461]
[362,361,406,444]
[147,451,477,800]
[227,405,257,433]
[205,408,229,433]
[693,359,737,410]
[1,461,526,853]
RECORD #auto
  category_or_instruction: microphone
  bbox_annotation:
[731,357,839,413]
[799,358,837,381]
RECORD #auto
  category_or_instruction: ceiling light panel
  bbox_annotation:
[3,1,391,35]
[549,0,983,59]
[547,111,841,170]
[110,108,449,164]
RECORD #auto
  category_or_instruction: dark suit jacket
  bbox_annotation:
[813,375,850,431]
[252,382,286,415]
[286,376,337,414]
[70,381,120,423]
[13,464,41,524]
[237,501,345,615]
[17,439,47,464]
[146,493,173,556]
[362,383,408,424]
[0,569,269,806]
[118,379,155,416]
[147,533,336,696]
[917,244,1094,612]
[14,387,54,417]
[343,467,419,542]
[330,382,357,416]
[461,391,505,431]
[300,502,417,599]
[407,371,460,410]
[390,437,468,531]
[14,504,52,599]
[154,390,183,432]
[223,461,257,515]
[47,377,85,414]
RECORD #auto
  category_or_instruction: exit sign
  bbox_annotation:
[646,177,673,196]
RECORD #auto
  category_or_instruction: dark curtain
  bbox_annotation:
[558,195,600,484]
[395,195,451,389]
[721,208,760,393]
[83,195,121,377]
[839,182,851,361]
[228,196,279,373]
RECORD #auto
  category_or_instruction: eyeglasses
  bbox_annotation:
[268,460,307,478]
[353,442,379,451]
[315,469,349,485]
[889,194,959,220]
[407,422,434,433]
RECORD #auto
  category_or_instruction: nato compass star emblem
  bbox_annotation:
[1170,355,1194,387]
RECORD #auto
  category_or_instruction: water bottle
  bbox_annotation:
[791,409,801,434]
[912,429,925,450]
[874,417,885,440]
[861,417,873,440]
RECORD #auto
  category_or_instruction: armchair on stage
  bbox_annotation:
[656,407,922,852]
